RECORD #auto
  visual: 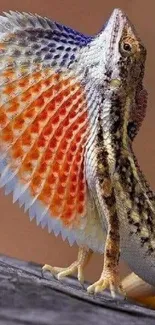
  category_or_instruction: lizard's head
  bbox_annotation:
[108,8,146,86]
[101,8,148,142]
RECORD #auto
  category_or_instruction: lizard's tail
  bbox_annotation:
[122,272,155,308]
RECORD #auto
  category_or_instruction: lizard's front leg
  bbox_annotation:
[42,246,92,284]
[87,186,124,297]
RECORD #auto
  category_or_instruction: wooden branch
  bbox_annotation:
[0,255,154,324]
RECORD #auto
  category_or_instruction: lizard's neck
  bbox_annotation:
[98,89,132,174]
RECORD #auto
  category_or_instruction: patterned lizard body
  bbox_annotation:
[97,10,155,290]
[0,8,152,295]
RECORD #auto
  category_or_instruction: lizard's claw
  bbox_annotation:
[87,271,125,298]
[42,247,92,285]
[42,262,85,284]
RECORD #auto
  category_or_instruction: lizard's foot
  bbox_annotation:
[87,269,125,298]
[42,261,85,284]
[42,247,92,285]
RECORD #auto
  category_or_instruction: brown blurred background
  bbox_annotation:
[0,0,154,283]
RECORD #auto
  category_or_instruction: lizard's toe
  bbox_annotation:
[87,271,125,298]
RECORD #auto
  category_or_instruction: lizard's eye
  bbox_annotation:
[123,43,132,52]
[120,41,133,56]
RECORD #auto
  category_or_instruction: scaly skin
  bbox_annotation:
[0,9,153,297]
[43,10,150,295]
[95,10,155,290]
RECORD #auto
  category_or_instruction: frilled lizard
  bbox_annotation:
[0,8,152,297]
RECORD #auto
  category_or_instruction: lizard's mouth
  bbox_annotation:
[103,8,130,67]
[107,8,128,46]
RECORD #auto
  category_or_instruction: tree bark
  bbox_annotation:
[0,255,154,324]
